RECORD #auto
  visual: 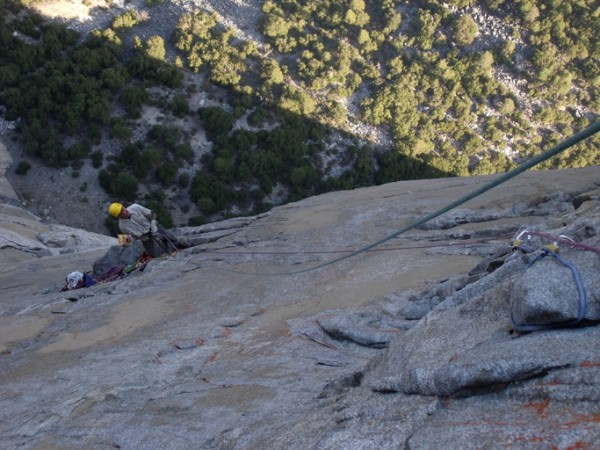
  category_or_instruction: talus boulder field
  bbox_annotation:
[1,165,599,449]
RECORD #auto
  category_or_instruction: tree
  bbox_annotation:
[147,124,182,149]
[90,151,103,168]
[262,15,290,38]
[145,35,166,61]
[190,172,230,214]
[499,40,516,64]
[0,63,20,87]
[101,66,129,90]
[532,43,560,83]
[111,10,140,29]
[198,107,235,141]
[375,150,413,184]
[208,50,246,86]
[414,10,442,50]
[175,142,193,161]
[155,163,178,186]
[127,53,183,88]
[138,147,163,176]
[111,172,138,200]
[280,86,317,116]
[454,13,478,46]
[110,117,133,141]
[290,164,319,191]
[120,86,149,118]
[98,169,112,193]
[518,0,540,24]
[260,59,284,84]
[212,156,235,182]
[15,160,31,175]
[172,95,190,117]
[117,142,141,168]
[446,0,475,6]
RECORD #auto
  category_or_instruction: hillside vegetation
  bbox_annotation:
[0,0,598,229]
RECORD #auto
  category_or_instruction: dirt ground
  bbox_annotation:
[1,0,267,236]
[2,133,111,234]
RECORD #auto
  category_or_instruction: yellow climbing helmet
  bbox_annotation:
[109,202,123,218]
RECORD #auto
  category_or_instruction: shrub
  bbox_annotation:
[188,215,208,226]
[104,217,120,237]
[198,107,235,141]
[145,201,173,228]
[145,35,166,61]
[453,14,478,46]
[110,172,138,200]
[155,163,178,186]
[197,197,216,214]
[15,160,31,175]
[98,169,112,192]
[171,95,190,117]
[112,10,139,30]
[175,142,193,161]
[110,117,133,140]
[121,86,149,118]
[177,172,190,188]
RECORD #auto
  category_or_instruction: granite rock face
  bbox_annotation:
[1,165,599,449]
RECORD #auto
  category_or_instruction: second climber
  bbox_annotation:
[108,202,190,256]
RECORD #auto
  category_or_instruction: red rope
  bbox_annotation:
[198,233,514,256]
[523,231,600,255]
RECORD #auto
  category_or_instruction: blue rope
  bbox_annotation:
[511,248,587,332]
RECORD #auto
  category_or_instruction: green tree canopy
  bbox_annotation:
[453,13,478,46]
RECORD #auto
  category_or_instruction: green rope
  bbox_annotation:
[207,120,600,276]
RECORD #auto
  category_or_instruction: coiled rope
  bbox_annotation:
[199,121,600,276]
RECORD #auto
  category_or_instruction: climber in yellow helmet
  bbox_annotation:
[108,202,190,256]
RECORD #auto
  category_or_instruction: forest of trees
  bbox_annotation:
[0,0,597,227]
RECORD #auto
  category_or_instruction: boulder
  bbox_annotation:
[38,225,117,251]
[92,240,145,278]
[510,247,600,328]
[365,237,600,398]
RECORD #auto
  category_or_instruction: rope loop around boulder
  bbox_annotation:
[511,248,587,332]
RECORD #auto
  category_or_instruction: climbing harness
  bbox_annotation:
[123,251,153,275]
[149,231,186,258]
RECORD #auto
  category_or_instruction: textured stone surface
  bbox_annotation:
[1,166,600,449]
[406,396,600,449]
[0,142,17,202]
[433,326,600,396]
